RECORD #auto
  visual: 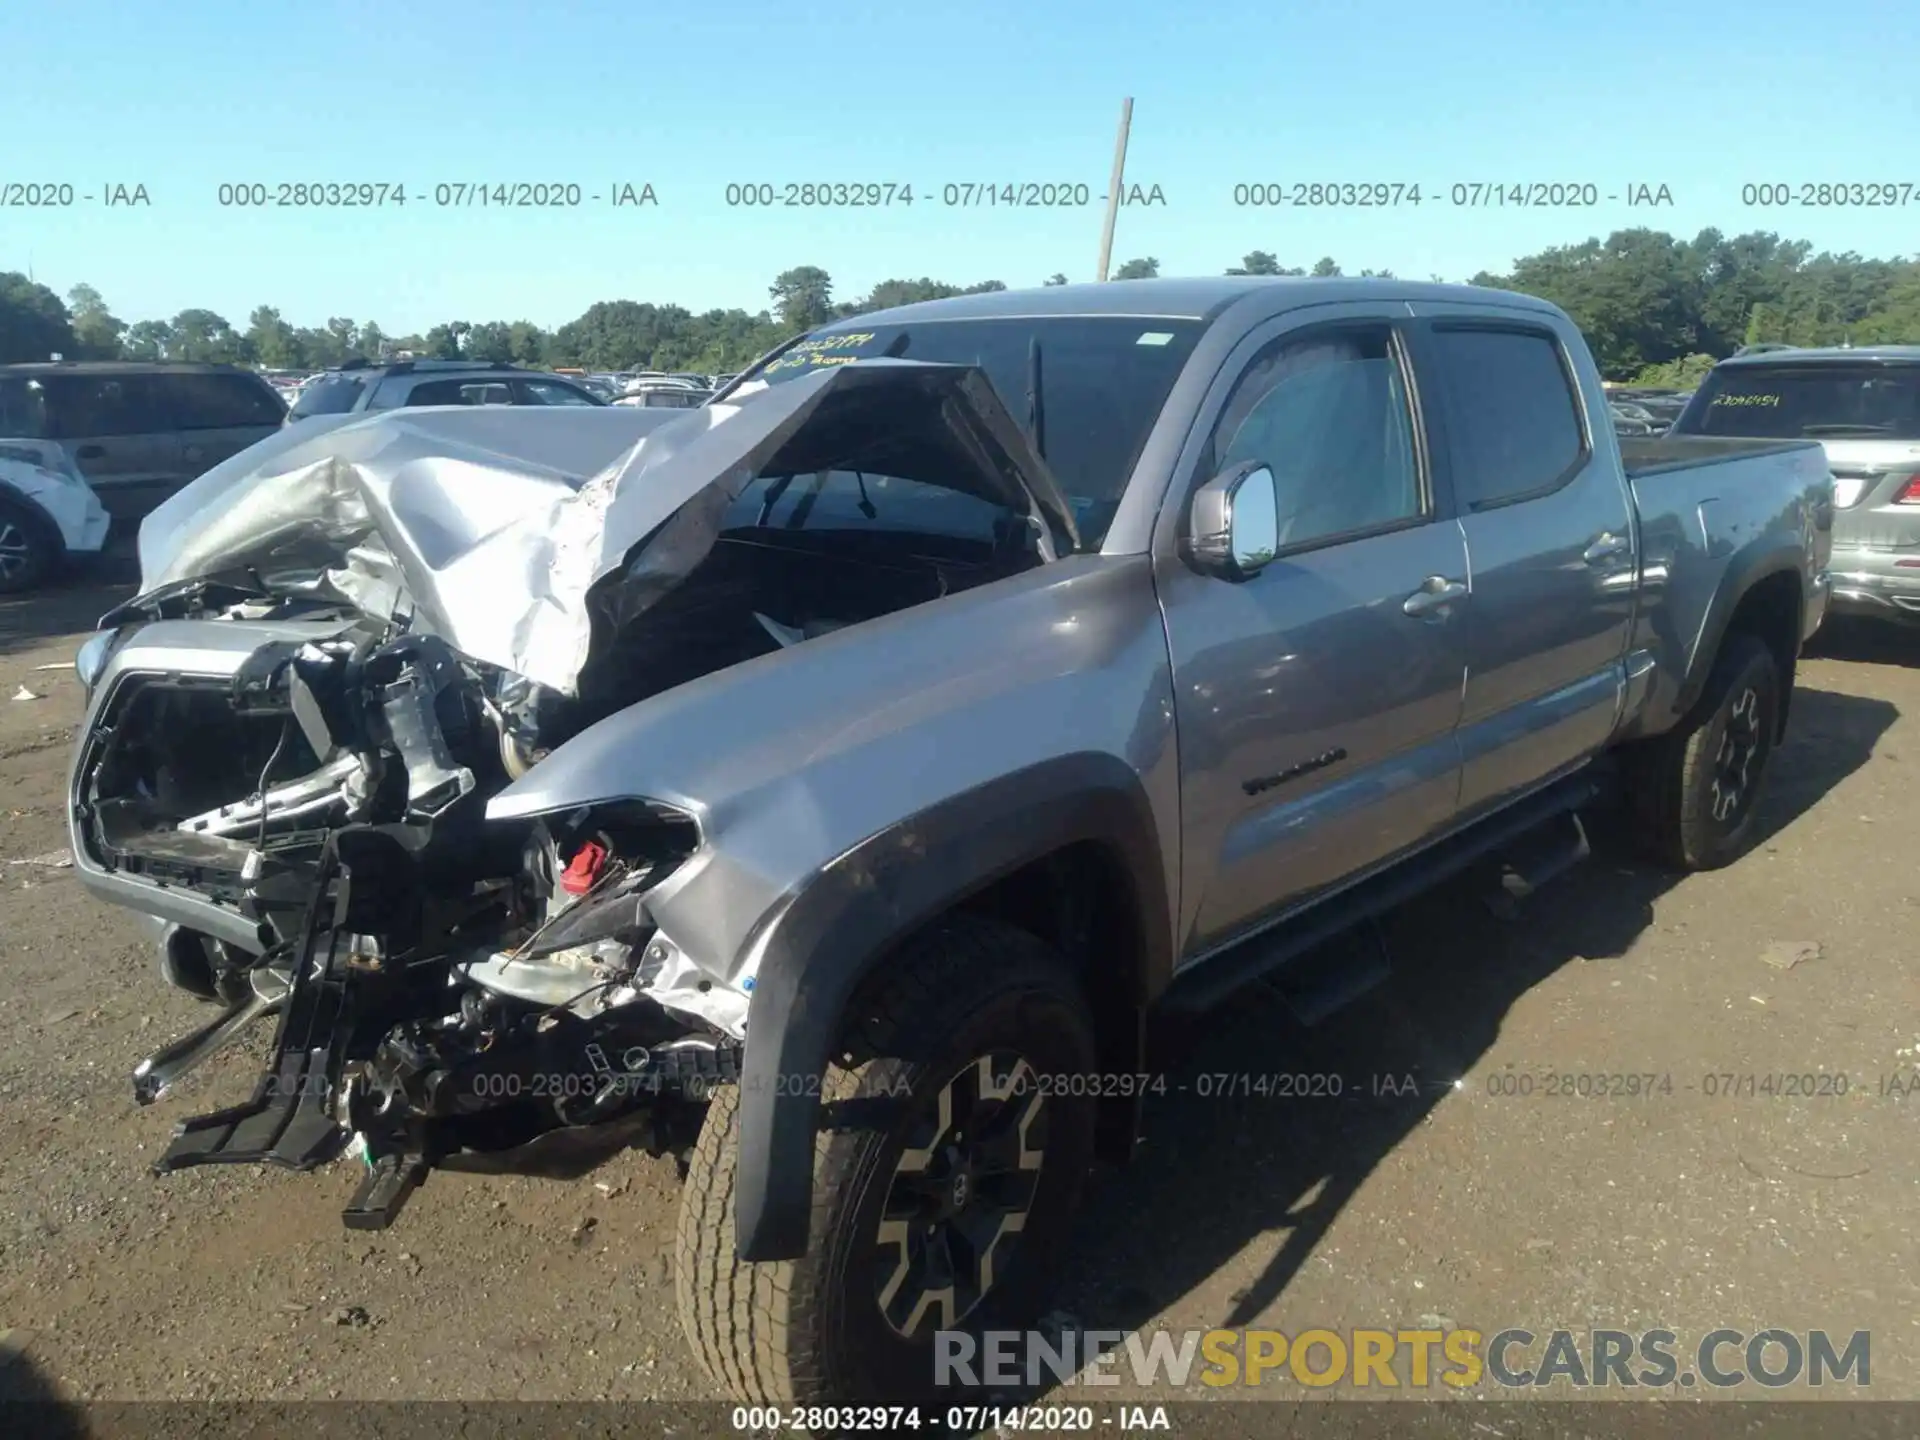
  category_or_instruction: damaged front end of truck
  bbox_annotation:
[65,363,1078,1227]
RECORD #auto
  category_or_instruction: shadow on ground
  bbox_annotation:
[1805,616,1920,671]
[0,563,137,659]
[1053,684,1898,1339]
[0,1348,85,1440]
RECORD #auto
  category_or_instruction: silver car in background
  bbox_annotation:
[1672,347,1920,625]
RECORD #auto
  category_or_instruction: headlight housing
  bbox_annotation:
[74,630,118,693]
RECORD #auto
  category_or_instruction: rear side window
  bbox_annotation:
[289,375,368,418]
[152,373,286,430]
[1678,364,1920,440]
[40,374,167,438]
[1428,327,1587,510]
[0,378,49,438]
[407,379,514,406]
[517,378,600,406]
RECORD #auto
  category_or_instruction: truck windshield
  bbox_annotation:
[744,315,1207,549]
[1678,363,1920,440]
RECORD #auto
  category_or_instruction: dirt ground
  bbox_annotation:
[1,562,1916,1410]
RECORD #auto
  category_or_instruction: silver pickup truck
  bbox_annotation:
[63,278,1831,1409]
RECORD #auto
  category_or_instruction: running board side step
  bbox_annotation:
[1484,811,1591,920]
[1160,772,1600,1022]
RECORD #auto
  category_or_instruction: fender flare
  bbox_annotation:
[1671,547,1804,725]
[729,752,1172,1261]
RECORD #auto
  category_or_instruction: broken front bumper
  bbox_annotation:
[138,831,741,1229]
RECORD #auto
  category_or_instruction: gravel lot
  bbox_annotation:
[2,566,1916,1411]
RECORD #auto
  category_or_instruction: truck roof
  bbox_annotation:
[0,360,253,375]
[1717,345,1920,368]
[816,276,1560,329]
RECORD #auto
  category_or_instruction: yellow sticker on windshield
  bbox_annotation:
[765,333,881,376]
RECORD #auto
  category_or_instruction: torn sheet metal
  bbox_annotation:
[134,362,1077,697]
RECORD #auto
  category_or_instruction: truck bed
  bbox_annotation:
[1618,433,1823,479]
[1613,432,1833,739]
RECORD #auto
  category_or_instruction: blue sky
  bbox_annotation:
[5,0,1916,335]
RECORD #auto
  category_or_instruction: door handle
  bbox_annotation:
[1402,577,1467,618]
[1583,532,1630,564]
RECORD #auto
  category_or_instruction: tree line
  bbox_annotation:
[2,228,1915,384]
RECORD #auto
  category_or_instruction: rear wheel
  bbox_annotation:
[0,497,59,595]
[674,914,1098,1407]
[1626,632,1781,870]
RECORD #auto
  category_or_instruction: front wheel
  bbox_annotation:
[0,497,60,595]
[1624,632,1781,871]
[674,914,1099,1407]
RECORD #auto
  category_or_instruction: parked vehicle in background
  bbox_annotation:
[64,277,1834,1409]
[1671,345,1920,627]
[286,360,607,422]
[1609,402,1656,436]
[616,378,712,409]
[0,362,288,525]
[0,439,110,592]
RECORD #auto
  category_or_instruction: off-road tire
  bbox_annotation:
[674,914,1099,1408]
[0,495,60,595]
[1626,632,1781,871]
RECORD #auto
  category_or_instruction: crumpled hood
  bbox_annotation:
[134,361,1080,695]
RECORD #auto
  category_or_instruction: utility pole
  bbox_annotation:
[1095,98,1133,282]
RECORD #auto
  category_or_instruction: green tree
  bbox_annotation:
[246,306,303,368]
[324,317,360,361]
[25,247,1918,394]
[169,308,247,363]
[1489,229,1703,377]
[1226,251,1303,276]
[506,321,548,365]
[67,284,126,358]
[1310,257,1341,277]
[0,272,78,362]
[769,266,834,331]
[1852,272,1920,344]
[849,278,962,314]
[122,319,175,360]
[548,302,702,369]
[421,322,470,361]
[1631,353,1719,388]
[838,277,1008,318]
[1684,229,1808,355]
[463,321,517,362]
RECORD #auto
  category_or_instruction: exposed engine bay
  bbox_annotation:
[68,361,1078,1227]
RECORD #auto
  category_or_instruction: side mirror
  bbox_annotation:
[1187,460,1279,579]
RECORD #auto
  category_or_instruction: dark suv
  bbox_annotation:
[0,362,288,524]
[287,360,606,423]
